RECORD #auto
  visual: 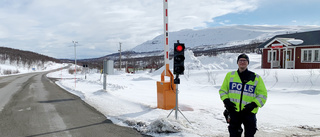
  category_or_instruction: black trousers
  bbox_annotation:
[228,112,257,137]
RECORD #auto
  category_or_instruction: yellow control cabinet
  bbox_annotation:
[157,65,176,110]
[157,81,176,110]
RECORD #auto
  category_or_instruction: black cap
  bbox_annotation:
[237,54,249,64]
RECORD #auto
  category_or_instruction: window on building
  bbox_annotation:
[268,50,277,62]
[315,49,320,62]
[308,50,312,61]
[303,50,308,62]
[301,49,320,63]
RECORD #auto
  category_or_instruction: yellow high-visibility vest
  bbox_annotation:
[219,71,267,114]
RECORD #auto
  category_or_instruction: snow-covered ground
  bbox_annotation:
[0,60,66,76]
[45,51,320,137]
[2,52,319,136]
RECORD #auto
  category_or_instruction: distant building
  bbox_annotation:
[258,30,320,69]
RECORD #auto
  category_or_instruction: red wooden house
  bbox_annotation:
[258,30,320,69]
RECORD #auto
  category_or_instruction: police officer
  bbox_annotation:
[219,54,267,137]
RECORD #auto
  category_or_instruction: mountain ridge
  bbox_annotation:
[131,25,320,53]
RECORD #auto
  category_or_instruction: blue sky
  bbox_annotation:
[209,0,320,27]
[0,0,320,59]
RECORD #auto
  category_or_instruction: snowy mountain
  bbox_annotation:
[131,25,320,53]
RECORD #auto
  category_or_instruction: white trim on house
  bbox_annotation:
[301,48,320,63]
[283,48,294,69]
[267,50,277,62]
[264,38,292,48]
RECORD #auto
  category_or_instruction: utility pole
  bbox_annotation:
[72,41,78,89]
[118,42,122,70]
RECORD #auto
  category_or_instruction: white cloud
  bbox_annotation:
[0,0,258,59]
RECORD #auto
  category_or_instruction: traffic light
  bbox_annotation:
[174,42,185,75]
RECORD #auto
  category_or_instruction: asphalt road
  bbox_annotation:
[0,71,146,137]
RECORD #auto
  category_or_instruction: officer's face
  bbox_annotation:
[238,59,248,70]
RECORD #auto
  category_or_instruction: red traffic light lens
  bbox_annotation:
[176,45,184,52]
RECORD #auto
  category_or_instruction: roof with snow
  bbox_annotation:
[258,30,320,48]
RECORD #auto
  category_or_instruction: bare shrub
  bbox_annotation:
[3,69,12,75]
[69,68,75,74]
[207,70,217,85]
[13,70,20,74]
[2,69,20,75]
[68,67,82,74]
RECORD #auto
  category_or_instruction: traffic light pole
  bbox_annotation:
[167,74,191,124]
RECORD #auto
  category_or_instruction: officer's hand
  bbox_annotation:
[223,99,236,112]
[243,102,257,113]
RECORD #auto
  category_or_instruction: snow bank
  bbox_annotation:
[0,60,67,76]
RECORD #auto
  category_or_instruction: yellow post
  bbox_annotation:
[157,0,176,110]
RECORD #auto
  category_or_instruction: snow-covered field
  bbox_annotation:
[45,52,320,137]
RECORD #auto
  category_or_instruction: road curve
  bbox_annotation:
[0,71,146,137]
